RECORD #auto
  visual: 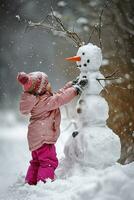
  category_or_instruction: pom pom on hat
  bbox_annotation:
[17,72,29,85]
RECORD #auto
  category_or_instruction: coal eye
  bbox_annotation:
[83,76,87,78]
[79,65,81,67]
[84,63,87,67]
[87,59,90,63]
[82,52,85,55]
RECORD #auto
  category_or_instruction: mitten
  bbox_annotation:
[72,76,80,85]
[73,78,88,94]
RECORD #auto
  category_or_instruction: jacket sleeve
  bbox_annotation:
[45,86,77,111]
[57,81,73,93]
[19,92,38,115]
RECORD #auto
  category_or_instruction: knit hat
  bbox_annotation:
[17,71,49,95]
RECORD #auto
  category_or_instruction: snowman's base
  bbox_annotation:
[62,126,121,175]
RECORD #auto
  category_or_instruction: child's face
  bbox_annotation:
[46,82,52,93]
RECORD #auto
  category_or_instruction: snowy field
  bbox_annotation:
[0,112,134,200]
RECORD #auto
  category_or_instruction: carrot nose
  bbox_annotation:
[65,56,81,62]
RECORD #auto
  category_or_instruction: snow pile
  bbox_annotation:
[1,162,134,200]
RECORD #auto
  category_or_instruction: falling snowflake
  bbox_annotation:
[15,15,20,21]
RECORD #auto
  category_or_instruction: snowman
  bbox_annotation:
[58,43,121,176]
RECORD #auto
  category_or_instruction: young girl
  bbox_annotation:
[17,71,87,185]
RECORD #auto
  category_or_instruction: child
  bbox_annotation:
[17,71,87,185]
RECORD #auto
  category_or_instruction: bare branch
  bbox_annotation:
[27,7,84,47]
[96,79,109,93]
[110,3,134,35]
[98,9,104,49]
[96,69,120,82]
[97,77,119,81]
[96,68,120,94]
[105,69,120,78]
[126,16,134,26]
[88,25,97,43]
[88,0,112,47]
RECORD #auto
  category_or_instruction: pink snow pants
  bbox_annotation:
[25,144,58,185]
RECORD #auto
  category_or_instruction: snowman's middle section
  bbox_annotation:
[79,71,105,95]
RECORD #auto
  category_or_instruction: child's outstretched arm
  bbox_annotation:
[45,78,88,111]
[57,77,79,93]
[45,84,77,111]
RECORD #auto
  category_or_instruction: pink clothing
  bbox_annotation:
[19,82,77,151]
[25,143,58,185]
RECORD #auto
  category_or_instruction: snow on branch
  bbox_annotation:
[27,7,83,47]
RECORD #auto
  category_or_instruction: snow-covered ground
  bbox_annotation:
[0,113,134,200]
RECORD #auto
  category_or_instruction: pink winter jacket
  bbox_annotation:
[19,82,77,151]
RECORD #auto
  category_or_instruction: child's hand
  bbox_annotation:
[73,78,88,94]
[78,78,88,88]
[72,76,79,85]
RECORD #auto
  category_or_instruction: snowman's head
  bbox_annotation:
[66,43,102,72]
